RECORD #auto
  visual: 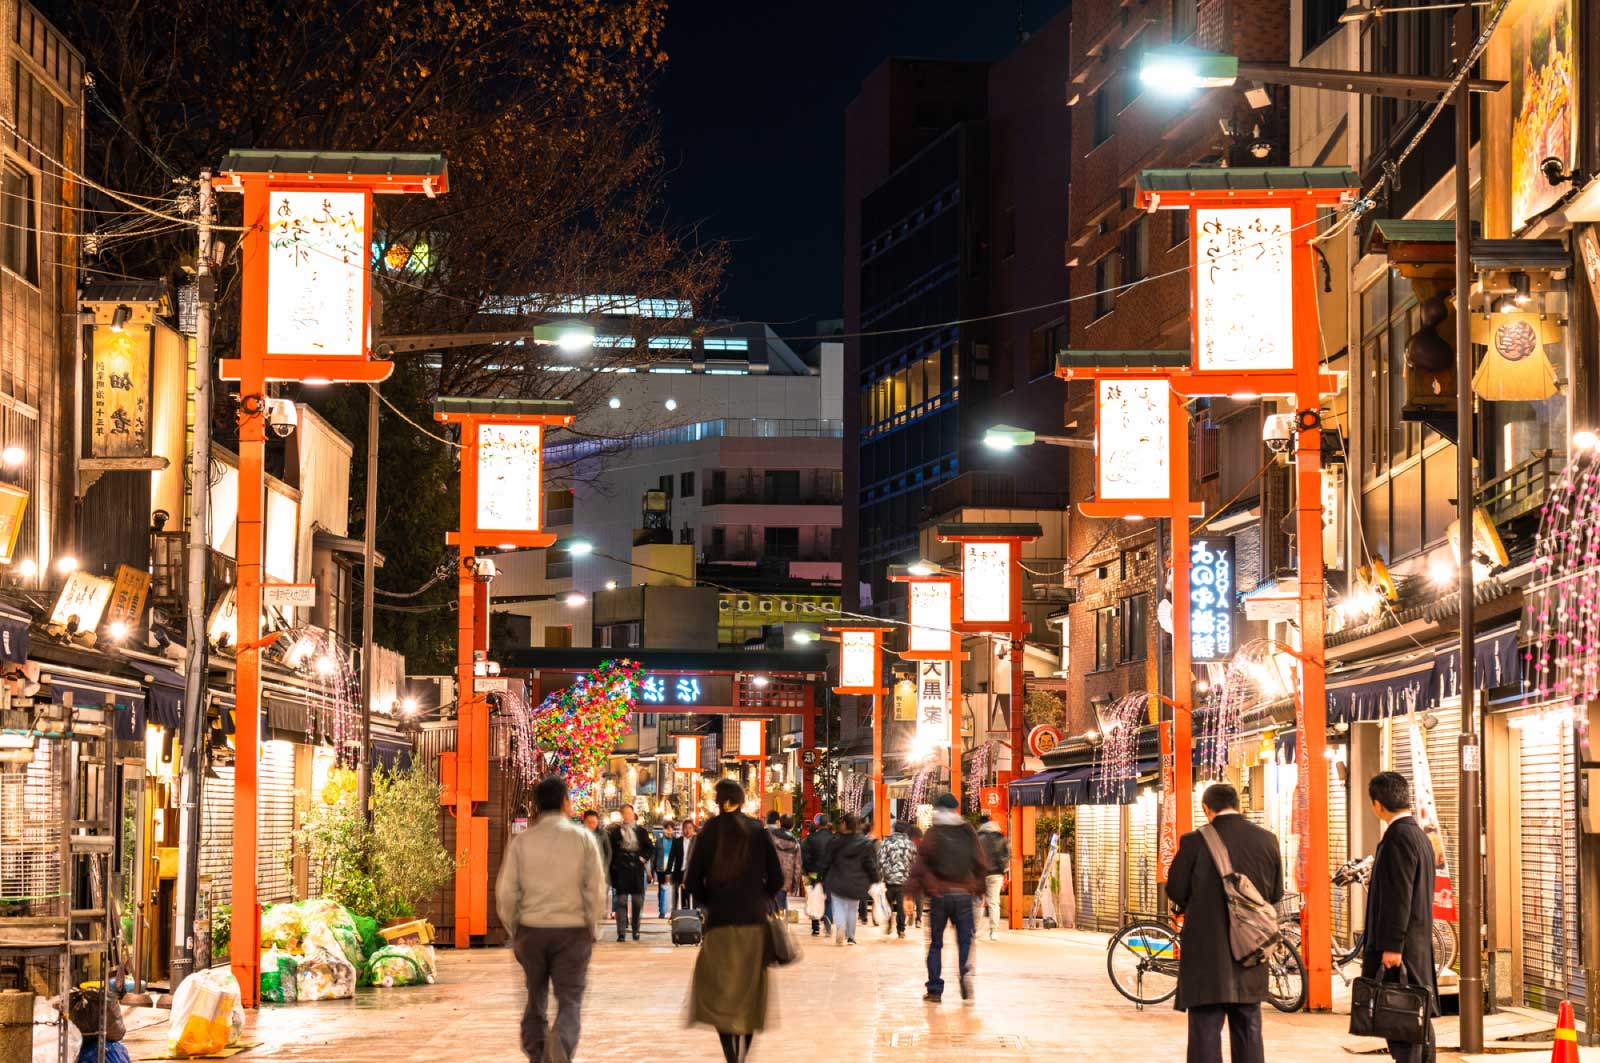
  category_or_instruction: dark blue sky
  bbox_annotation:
[658,0,1067,335]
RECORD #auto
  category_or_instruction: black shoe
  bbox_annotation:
[616,935,626,942]
[923,993,941,1003]
[960,974,974,1000]
[811,930,820,937]
[898,930,906,939]
[633,934,640,941]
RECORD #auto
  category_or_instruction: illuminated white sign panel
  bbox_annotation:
[737,719,764,758]
[908,581,953,653]
[266,190,367,357]
[675,735,701,772]
[1097,379,1170,502]
[1189,537,1235,662]
[1194,207,1294,372]
[839,630,878,690]
[477,424,543,531]
[916,660,950,751]
[961,542,1012,625]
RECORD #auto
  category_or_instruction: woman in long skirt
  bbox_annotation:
[684,780,783,1063]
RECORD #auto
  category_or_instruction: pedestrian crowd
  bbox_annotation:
[494,770,1436,1063]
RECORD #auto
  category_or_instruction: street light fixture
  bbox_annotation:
[984,423,1096,450]
[1140,46,1241,94]
[905,560,937,577]
[790,630,817,644]
[564,539,594,557]
[563,593,587,608]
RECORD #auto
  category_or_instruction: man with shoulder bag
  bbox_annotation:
[1166,782,1284,1063]
[1354,772,1437,1063]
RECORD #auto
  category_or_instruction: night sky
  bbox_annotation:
[657,0,1067,337]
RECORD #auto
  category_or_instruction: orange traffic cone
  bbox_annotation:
[1551,1000,1579,1063]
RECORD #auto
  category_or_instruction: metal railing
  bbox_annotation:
[1476,450,1562,526]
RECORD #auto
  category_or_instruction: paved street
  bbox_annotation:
[121,916,1436,1062]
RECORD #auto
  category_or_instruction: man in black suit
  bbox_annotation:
[1167,782,1284,1063]
[1362,771,1438,1063]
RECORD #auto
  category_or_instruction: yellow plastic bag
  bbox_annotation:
[166,969,243,1057]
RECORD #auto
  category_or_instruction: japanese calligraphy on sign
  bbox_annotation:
[838,630,879,691]
[266,190,368,357]
[961,542,1012,625]
[89,326,152,458]
[49,572,114,630]
[637,673,716,705]
[477,424,543,532]
[1097,379,1170,502]
[1194,207,1294,372]
[1189,536,1235,662]
[0,483,26,564]
[105,564,152,632]
[908,581,953,654]
[916,660,950,751]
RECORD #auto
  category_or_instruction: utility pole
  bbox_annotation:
[171,169,215,986]
[1453,6,1485,1049]
[358,384,379,817]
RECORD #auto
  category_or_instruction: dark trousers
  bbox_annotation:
[885,883,907,933]
[926,892,975,996]
[1385,1019,1436,1063]
[614,891,644,938]
[1185,1002,1264,1063]
[512,926,593,1063]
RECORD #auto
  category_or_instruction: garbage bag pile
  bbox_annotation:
[258,900,436,1002]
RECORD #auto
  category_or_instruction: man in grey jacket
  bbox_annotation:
[497,776,607,1063]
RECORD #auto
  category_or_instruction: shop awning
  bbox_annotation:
[134,661,186,729]
[1325,655,1434,724]
[1008,760,1152,806]
[0,602,28,664]
[1428,623,1520,703]
[42,664,144,739]
[1009,768,1073,807]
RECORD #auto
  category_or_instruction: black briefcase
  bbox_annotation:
[1349,968,1429,1043]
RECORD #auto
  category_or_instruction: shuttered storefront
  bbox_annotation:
[258,741,298,905]
[1126,796,1160,919]
[1517,719,1585,1016]
[1075,805,1123,931]
[1328,755,1351,946]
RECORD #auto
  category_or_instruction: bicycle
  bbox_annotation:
[1106,913,1307,1013]
[1279,856,1459,984]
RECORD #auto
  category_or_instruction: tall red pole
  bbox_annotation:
[872,691,887,836]
[1170,388,1195,864]
[1008,634,1026,928]
[454,420,482,947]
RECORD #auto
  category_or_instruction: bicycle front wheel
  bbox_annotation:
[1265,938,1308,1013]
[1107,921,1181,1007]
[1432,919,1458,973]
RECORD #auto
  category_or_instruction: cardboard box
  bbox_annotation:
[378,919,435,946]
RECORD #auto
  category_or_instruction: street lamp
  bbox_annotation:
[905,559,938,577]
[1139,46,1240,94]
[983,423,1095,450]
[561,538,595,557]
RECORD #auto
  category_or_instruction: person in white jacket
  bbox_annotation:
[496,775,607,1063]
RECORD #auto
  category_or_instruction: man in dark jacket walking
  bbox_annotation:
[800,814,835,936]
[1362,771,1438,1063]
[908,793,989,1003]
[607,805,655,941]
[1166,782,1283,1063]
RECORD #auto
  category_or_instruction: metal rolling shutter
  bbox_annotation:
[1390,708,1461,907]
[200,766,234,912]
[1518,723,1585,1015]
[1328,756,1351,945]
[257,741,297,904]
[1126,797,1160,919]
[1075,805,1123,932]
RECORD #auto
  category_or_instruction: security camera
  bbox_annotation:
[1541,156,1577,187]
[264,397,298,439]
[1263,412,1296,454]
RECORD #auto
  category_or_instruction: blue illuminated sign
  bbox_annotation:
[1189,537,1235,662]
[639,674,705,705]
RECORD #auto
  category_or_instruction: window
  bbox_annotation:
[658,474,673,496]
[545,547,572,580]
[1118,40,1147,109]
[1092,89,1113,147]
[1093,252,1121,320]
[1094,607,1116,671]
[1302,0,1344,53]
[1029,321,1065,380]
[1119,595,1149,663]
[1120,220,1148,286]
[679,471,695,498]
[711,526,726,548]
[765,469,800,504]
[1171,0,1197,40]
[2,163,37,282]
[545,488,574,527]
[543,626,573,649]
[763,526,799,559]
[1170,209,1189,248]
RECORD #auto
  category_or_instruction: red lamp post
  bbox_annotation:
[827,624,892,836]
[215,150,447,1005]
[888,565,964,800]
[433,398,574,947]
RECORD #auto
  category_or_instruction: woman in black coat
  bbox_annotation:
[685,780,783,1063]
[820,813,878,945]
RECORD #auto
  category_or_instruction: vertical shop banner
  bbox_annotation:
[477,423,543,532]
[90,325,153,458]
[267,190,368,357]
[838,630,879,690]
[1406,721,1458,920]
[908,581,953,653]
[960,542,1011,625]
[916,660,950,752]
[1188,537,1235,661]
[1158,717,1177,881]
[1193,207,1294,371]
[0,483,26,564]
[104,564,152,631]
[1096,379,1170,502]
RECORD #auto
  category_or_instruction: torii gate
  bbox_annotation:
[1057,166,1356,1011]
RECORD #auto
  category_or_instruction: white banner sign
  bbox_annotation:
[737,719,764,758]
[961,542,1012,625]
[267,190,367,357]
[477,423,543,532]
[263,583,317,608]
[1097,379,1170,502]
[1405,721,1459,920]
[675,734,701,772]
[839,630,878,689]
[908,581,953,653]
[1194,206,1294,372]
[916,660,950,751]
